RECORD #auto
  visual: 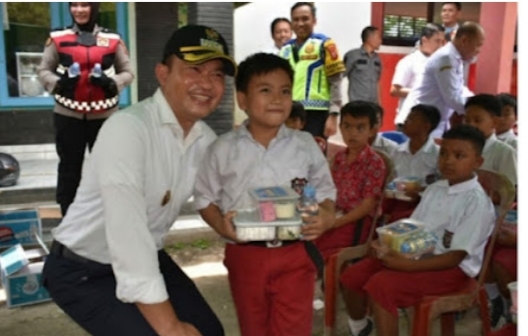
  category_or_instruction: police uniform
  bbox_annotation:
[344,46,382,103]
[194,122,336,336]
[37,22,134,216]
[41,25,237,336]
[399,42,472,139]
[279,34,345,138]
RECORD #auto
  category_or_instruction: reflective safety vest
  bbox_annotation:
[280,35,330,111]
[51,28,120,114]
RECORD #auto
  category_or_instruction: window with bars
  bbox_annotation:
[383,15,427,46]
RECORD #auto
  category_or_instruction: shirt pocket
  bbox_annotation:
[354,59,368,71]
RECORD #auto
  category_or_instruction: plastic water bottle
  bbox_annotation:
[91,63,102,78]
[298,185,319,223]
[68,62,80,78]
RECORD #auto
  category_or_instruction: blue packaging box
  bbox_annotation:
[0,209,42,248]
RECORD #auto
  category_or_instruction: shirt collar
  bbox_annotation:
[436,174,479,195]
[496,129,515,141]
[236,119,290,143]
[373,133,384,147]
[153,88,203,143]
[397,137,436,154]
[360,45,377,56]
[483,133,497,153]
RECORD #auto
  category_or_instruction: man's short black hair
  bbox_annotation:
[442,125,486,156]
[270,18,291,36]
[340,101,377,128]
[442,2,462,11]
[497,93,517,117]
[235,53,294,93]
[289,101,306,122]
[465,94,503,117]
[421,23,445,41]
[367,102,384,123]
[291,2,316,17]
[410,104,441,134]
[361,26,379,43]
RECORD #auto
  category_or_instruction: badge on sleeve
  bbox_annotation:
[440,65,453,72]
[161,190,171,206]
[442,230,454,248]
[291,178,308,196]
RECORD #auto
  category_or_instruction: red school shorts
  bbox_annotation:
[492,245,517,279]
[340,257,471,316]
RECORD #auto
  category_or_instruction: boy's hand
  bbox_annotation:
[301,207,334,241]
[497,227,517,247]
[218,211,245,243]
[324,115,338,137]
[379,249,413,271]
[369,239,387,259]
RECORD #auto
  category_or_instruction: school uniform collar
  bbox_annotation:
[397,137,436,154]
[483,133,498,153]
[437,174,479,195]
[153,88,203,142]
[373,133,384,147]
[496,129,515,141]
[236,119,290,143]
[360,45,377,57]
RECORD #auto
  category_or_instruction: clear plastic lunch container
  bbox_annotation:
[376,219,425,251]
[250,186,301,220]
[232,209,303,241]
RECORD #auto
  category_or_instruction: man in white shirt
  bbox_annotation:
[264,17,292,55]
[42,25,236,336]
[399,22,485,139]
[391,23,445,130]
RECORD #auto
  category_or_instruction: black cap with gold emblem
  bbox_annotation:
[162,25,237,77]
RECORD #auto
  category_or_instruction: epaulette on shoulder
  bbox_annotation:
[98,28,122,40]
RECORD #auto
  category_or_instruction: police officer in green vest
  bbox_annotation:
[279,2,345,139]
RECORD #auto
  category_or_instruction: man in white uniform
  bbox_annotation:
[41,25,236,336]
[391,23,445,130]
[399,22,484,139]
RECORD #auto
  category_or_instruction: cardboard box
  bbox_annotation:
[0,233,51,308]
[0,209,42,248]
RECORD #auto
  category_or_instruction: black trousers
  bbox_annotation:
[54,113,106,216]
[303,109,330,139]
[42,249,224,336]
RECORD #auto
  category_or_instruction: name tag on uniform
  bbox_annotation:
[161,190,171,206]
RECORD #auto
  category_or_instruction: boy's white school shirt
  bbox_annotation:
[496,129,517,152]
[481,134,517,186]
[410,175,496,278]
[372,133,399,157]
[194,121,337,214]
[392,137,439,180]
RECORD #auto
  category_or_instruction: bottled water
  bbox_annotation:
[399,231,437,254]
[298,185,319,223]
[68,62,80,78]
[91,63,102,78]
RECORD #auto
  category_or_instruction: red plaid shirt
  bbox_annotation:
[331,145,386,217]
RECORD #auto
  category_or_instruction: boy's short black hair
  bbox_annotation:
[442,2,462,11]
[340,101,377,128]
[497,93,517,116]
[289,101,306,122]
[442,125,486,156]
[235,53,294,93]
[410,104,441,134]
[291,2,316,17]
[270,18,291,36]
[361,26,379,43]
[464,94,502,117]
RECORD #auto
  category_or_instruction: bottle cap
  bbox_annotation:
[303,185,316,198]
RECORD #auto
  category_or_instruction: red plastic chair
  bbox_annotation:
[409,169,516,336]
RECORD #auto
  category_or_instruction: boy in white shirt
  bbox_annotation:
[340,125,495,336]
[496,93,517,151]
[194,53,336,336]
[463,94,517,186]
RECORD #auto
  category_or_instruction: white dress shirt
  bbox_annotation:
[391,50,428,125]
[411,175,495,277]
[53,89,217,304]
[194,121,336,214]
[372,133,398,157]
[496,129,517,151]
[481,134,517,186]
[399,43,473,138]
[392,137,439,181]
